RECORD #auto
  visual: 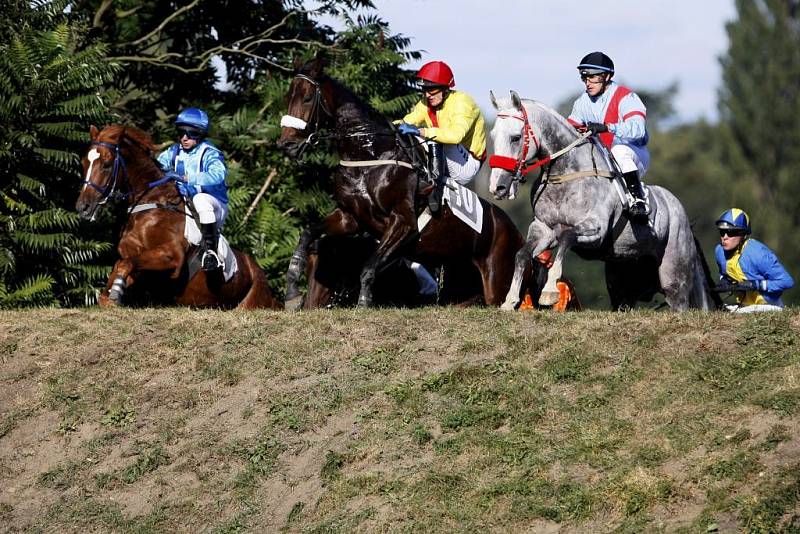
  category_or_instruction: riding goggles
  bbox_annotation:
[719,229,746,238]
[580,72,606,83]
[176,128,205,140]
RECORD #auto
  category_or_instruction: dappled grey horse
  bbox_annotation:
[488,92,714,311]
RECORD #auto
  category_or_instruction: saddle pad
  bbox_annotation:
[184,210,238,282]
[444,179,483,233]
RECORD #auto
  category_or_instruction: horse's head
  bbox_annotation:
[277,57,335,157]
[488,91,582,200]
[76,124,155,221]
[488,91,536,200]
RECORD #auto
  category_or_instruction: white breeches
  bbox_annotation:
[611,143,650,177]
[443,144,482,185]
[193,193,228,227]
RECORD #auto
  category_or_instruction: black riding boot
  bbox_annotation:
[622,171,648,220]
[200,223,222,271]
[428,143,448,214]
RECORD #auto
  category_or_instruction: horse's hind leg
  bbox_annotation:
[501,219,555,311]
[236,255,279,310]
[658,237,694,311]
[285,208,358,311]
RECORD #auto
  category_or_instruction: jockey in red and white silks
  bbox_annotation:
[568,52,650,220]
[567,80,650,176]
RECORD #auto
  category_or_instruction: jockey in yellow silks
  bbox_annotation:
[395,60,487,212]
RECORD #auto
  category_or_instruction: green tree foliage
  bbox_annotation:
[212,14,419,292]
[0,2,118,307]
[719,0,800,272]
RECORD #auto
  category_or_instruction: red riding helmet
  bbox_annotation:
[416,61,455,88]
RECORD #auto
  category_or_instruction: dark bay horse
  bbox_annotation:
[277,59,536,309]
[75,125,279,309]
[488,92,718,311]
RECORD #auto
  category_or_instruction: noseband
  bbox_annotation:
[280,74,333,153]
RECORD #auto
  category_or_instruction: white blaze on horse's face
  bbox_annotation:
[489,106,525,200]
[83,148,101,192]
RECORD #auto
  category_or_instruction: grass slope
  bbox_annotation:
[1,308,800,532]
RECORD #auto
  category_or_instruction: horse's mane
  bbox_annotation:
[102,124,156,155]
[494,96,577,134]
[298,62,396,132]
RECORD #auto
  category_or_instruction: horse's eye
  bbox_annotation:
[510,135,521,144]
[303,94,313,103]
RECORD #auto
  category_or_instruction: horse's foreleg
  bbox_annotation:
[285,208,358,311]
[501,219,556,311]
[539,239,573,306]
[107,244,186,305]
[358,212,413,308]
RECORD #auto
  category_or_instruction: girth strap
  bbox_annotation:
[340,159,414,169]
[546,169,614,184]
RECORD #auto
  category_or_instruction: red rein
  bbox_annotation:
[489,107,550,177]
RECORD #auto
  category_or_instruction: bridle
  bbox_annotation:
[280,74,333,154]
[82,140,128,205]
[489,102,591,185]
[82,136,180,208]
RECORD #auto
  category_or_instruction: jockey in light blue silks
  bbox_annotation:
[567,51,650,220]
[157,108,228,271]
[714,208,794,313]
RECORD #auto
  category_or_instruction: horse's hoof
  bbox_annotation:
[500,301,518,311]
[357,296,372,308]
[284,295,303,311]
[538,290,559,306]
[98,293,116,307]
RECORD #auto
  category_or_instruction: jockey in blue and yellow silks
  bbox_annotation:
[714,208,794,312]
[395,60,487,213]
[567,51,650,220]
[157,107,228,271]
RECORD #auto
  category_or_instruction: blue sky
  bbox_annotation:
[312,0,737,122]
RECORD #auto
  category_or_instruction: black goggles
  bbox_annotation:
[176,128,204,140]
[719,228,746,238]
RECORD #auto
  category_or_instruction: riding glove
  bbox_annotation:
[163,171,183,182]
[735,280,759,292]
[585,122,608,135]
[398,123,421,136]
[177,181,198,197]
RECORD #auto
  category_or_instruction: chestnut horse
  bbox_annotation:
[277,59,540,309]
[75,125,278,309]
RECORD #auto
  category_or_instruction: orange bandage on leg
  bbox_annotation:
[535,249,554,269]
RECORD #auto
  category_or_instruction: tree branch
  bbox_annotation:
[122,0,201,47]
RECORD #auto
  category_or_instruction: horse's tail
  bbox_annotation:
[694,235,723,310]
[239,252,281,310]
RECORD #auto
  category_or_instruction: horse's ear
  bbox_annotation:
[489,91,498,110]
[510,91,522,110]
[292,55,304,71]
[308,52,326,78]
[90,125,99,141]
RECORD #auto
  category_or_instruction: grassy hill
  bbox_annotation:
[1,308,799,532]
